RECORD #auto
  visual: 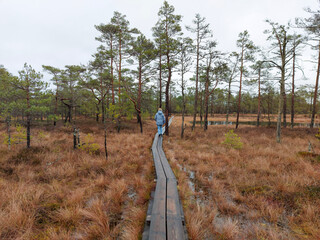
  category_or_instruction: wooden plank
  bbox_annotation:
[149,178,167,240]
[146,116,186,239]
[152,134,166,179]
[142,191,155,240]
[152,150,166,179]
[166,179,185,239]
[157,137,176,179]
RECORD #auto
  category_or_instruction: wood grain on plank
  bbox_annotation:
[149,178,167,240]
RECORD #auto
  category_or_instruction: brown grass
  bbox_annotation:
[165,116,320,240]
[2,114,320,239]
[0,118,155,239]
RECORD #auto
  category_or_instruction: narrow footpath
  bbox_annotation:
[143,117,188,240]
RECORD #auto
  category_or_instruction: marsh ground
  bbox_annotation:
[165,115,320,240]
[0,119,155,239]
[1,114,320,239]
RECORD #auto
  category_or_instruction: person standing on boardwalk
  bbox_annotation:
[155,108,165,136]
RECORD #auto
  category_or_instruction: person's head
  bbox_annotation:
[158,108,162,112]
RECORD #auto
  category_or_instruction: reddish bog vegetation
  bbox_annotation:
[0,119,155,239]
[1,115,320,240]
[165,119,320,240]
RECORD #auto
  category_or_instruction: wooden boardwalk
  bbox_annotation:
[143,117,187,240]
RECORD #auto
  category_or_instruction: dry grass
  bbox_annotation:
[166,116,320,240]
[0,118,155,239]
[2,114,320,239]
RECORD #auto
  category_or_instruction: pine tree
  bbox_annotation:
[295,4,320,128]
[187,14,212,130]
[126,34,156,133]
[153,1,182,136]
[177,37,193,138]
[13,63,46,148]
[264,20,295,142]
[235,30,257,129]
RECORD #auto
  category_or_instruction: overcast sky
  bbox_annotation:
[0,0,319,86]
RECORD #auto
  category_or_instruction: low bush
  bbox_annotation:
[222,130,243,149]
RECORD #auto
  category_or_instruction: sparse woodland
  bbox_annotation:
[1,1,320,239]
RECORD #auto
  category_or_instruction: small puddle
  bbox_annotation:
[177,163,204,204]
[188,170,195,193]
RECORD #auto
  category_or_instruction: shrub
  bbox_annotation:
[2,124,27,147]
[79,134,100,155]
[222,130,243,149]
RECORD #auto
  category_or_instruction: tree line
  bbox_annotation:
[1,0,320,152]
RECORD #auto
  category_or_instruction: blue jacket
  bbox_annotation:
[155,110,165,126]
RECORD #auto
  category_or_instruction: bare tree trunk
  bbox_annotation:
[311,41,320,128]
[159,42,162,108]
[54,91,58,126]
[164,20,171,136]
[96,104,100,122]
[204,67,210,131]
[26,83,31,148]
[192,27,200,131]
[117,33,122,133]
[165,70,170,136]
[73,127,77,149]
[111,40,115,105]
[267,90,271,127]
[64,110,68,123]
[204,94,209,131]
[277,68,285,143]
[283,90,287,128]
[77,128,80,147]
[7,115,11,150]
[236,47,244,129]
[200,91,203,127]
[118,34,122,104]
[276,97,282,143]
[226,78,232,125]
[210,95,214,117]
[138,61,143,133]
[27,116,31,148]
[103,99,108,159]
[257,68,261,127]
[181,92,185,138]
[291,46,296,129]
[104,122,108,160]
[101,99,105,123]
[100,68,105,124]
[180,54,186,138]
[137,113,143,133]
